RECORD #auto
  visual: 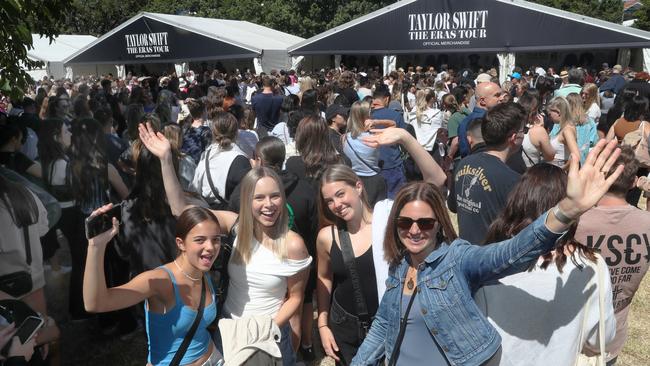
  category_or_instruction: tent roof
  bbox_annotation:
[290,0,650,55]
[65,12,303,65]
[149,13,304,51]
[28,35,97,62]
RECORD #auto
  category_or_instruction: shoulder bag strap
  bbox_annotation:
[345,135,380,174]
[387,288,418,366]
[337,227,371,326]
[204,148,227,206]
[521,146,537,166]
[23,226,31,266]
[169,277,206,366]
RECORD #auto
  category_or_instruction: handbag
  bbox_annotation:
[336,226,373,339]
[387,286,418,366]
[170,276,206,366]
[622,121,650,167]
[0,226,33,298]
[575,256,607,366]
[211,218,237,309]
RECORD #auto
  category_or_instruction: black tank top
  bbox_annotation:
[330,226,379,316]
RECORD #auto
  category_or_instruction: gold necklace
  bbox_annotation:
[173,259,201,282]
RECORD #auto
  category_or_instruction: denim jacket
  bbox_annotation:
[351,212,564,366]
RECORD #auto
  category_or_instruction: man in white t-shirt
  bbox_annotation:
[575,146,650,364]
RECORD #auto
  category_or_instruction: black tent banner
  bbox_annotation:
[291,0,650,55]
[66,15,260,65]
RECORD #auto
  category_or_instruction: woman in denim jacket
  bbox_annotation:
[351,139,624,366]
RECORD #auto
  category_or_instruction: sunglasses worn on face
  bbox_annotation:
[395,217,437,230]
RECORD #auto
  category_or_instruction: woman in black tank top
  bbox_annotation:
[315,164,379,366]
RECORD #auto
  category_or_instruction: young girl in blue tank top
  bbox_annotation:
[83,206,223,366]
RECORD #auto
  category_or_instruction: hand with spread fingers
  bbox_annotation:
[138,122,172,161]
[545,139,624,233]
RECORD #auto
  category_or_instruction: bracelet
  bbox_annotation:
[318,324,328,329]
[553,204,576,225]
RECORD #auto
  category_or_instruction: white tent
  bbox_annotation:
[26,35,115,80]
[64,12,305,73]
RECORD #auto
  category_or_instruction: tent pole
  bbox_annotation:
[617,48,631,69]
[383,55,396,76]
[497,52,515,86]
[334,55,342,70]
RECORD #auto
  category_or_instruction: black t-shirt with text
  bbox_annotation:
[453,152,520,244]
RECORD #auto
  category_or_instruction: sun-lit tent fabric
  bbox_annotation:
[65,12,304,72]
[26,34,115,79]
[290,0,650,56]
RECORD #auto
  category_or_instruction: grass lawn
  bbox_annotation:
[47,203,650,365]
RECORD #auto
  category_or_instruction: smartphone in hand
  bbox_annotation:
[85,203,122,239]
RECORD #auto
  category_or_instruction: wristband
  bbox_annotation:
[553,204,576,225]
[318,324,328,329]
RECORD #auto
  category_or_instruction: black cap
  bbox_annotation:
[325,104,349,121]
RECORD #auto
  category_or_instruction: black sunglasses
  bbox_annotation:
[395,217,437,231]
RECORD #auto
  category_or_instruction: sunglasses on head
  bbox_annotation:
[395,217,437,230]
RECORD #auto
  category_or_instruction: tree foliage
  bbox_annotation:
[0,0,70,98]
[633,5,650,32]
[529,0,623,24]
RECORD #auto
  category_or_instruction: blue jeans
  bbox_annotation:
[380,165,406,199]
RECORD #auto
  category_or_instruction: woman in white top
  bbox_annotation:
[139,123,311,365]
[582,83,601,123]
[546,97,580,167]
[407,89,444,152]
[475,163,616,366]
[191,112,251,209]
[518,92,555,167]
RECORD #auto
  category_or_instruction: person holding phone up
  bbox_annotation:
[0,323,36,366]
[83,205,223,366]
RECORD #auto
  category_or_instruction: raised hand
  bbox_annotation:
[361,127,409,148]
[87,204,119,247]
[138,122,172,160]
[565,139,623,217]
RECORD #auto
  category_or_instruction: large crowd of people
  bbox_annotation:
[0,61,649,366]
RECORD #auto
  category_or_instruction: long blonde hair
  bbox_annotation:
[582,83,600,109]
[566,93,587,125]
[415,88,436,124]
[346,101,370,138]
[547,97,572,130]
[234,167,289,264]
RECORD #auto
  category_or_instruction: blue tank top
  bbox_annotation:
[145,266,217,365]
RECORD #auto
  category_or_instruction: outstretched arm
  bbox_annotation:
[362,127,446,187]
[138,123,190,216]
[463,139,624,285]
[83,204,158,313]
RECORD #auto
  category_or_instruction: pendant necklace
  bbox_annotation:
[174,259,201,282]
[406,266,416,290]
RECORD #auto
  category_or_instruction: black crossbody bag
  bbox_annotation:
[169,277,206,366]
[337,227,373,339]
[0,227,32,297]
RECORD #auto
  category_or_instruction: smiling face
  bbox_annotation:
[397,200,439,264]
[321,180,364,222]
[252,176,283,227]
[176,220,221,272]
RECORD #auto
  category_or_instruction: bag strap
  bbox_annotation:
[169,276,206,366]
[204,148,227,206]
[345,135,380,174]
[23,226,31,266]
[337,227,371,326]
[387,288,418,366]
